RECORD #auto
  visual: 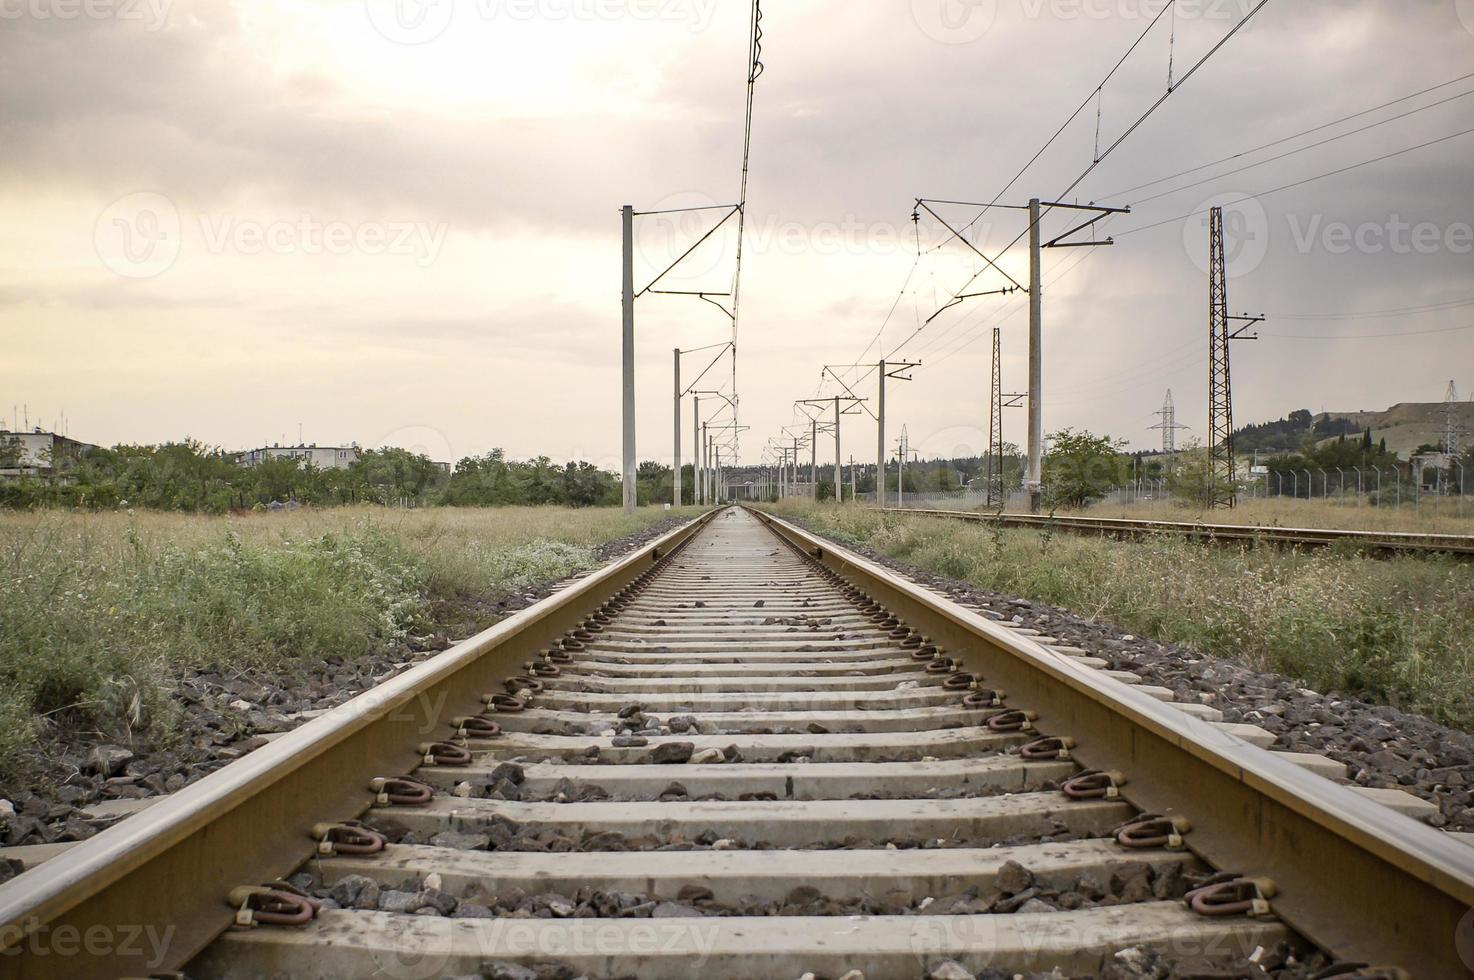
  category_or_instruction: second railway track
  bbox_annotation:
[4,506,1474,978]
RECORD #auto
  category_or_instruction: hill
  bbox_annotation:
[1315,402,1474,457]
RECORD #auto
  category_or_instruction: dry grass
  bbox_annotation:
[772,501,1474,731]
[0,505,699,781]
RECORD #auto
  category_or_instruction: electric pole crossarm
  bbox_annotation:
[634,205,740,298]
[681,343,736,396]
[1040,204,1132,249]
[822,366,880,421]
[648,291,736,321]
[915,200,1028,292]
[1228,315,1265,341]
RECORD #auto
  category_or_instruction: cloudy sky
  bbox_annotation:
[3,0,1472,469]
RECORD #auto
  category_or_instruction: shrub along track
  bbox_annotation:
[0,507,1471,978]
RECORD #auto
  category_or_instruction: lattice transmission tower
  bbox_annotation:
[1207,209,1234,507]
[1149,389,1188,456]
[1205,207,1263,509]
[985,326,1025,507]
[1445,380,1467,454]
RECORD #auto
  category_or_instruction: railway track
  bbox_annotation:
[886,508,1474,558]
[3,506,1474,978]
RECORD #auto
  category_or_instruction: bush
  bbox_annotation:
[772,502,1474,729]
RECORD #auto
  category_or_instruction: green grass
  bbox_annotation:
[0,505,699,782]
[771,502,1474,730]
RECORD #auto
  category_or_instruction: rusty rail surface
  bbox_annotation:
[885,507,1474,556]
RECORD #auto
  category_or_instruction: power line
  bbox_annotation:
[1124,88,1474,207]
[727,0,765,461]
[902,0,1275,359]
[829,2,1184,382]
[1104,71,1474,199]
[1116,125,1474,237]
[1266,322,1474,340]
[1268,297,1474,320]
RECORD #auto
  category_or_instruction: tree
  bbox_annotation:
[1042,429,1128,510]
[1165,443,1232,507]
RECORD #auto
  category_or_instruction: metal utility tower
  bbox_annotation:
[1206,206,1263,509]
[985,327,1025,507]
[894,425,920,508]
[1149,389,1188,455]
[1445,381,1466,454]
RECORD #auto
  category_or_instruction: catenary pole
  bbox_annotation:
[833,397,842,502]
[1026,198,1043,513]
[672,349,681,507]
[621,205,636,513]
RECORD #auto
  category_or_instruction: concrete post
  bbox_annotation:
[877,359,887,509]
[621,204,636,514]
[810,419,817,498]
[833,397,842,503]
[792,436,801,499]
[673,350,681,507]
[1027,197,1043,513]
[693,397,702,505]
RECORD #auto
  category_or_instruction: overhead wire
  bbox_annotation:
[892,0,1274,363]
[1115,125,1474,238]
[1104,70,1474,199]
[1122,88,1474,207]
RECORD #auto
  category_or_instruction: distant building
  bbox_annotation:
[0,429,98,481]
[237,444,361,471]
[1411,451,1453,491]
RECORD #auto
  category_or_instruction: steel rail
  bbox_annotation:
[751,506,1474,976]
[885,507,1474,556]
[0,510,720,980]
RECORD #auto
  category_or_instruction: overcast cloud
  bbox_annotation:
[2,0,1471,467]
